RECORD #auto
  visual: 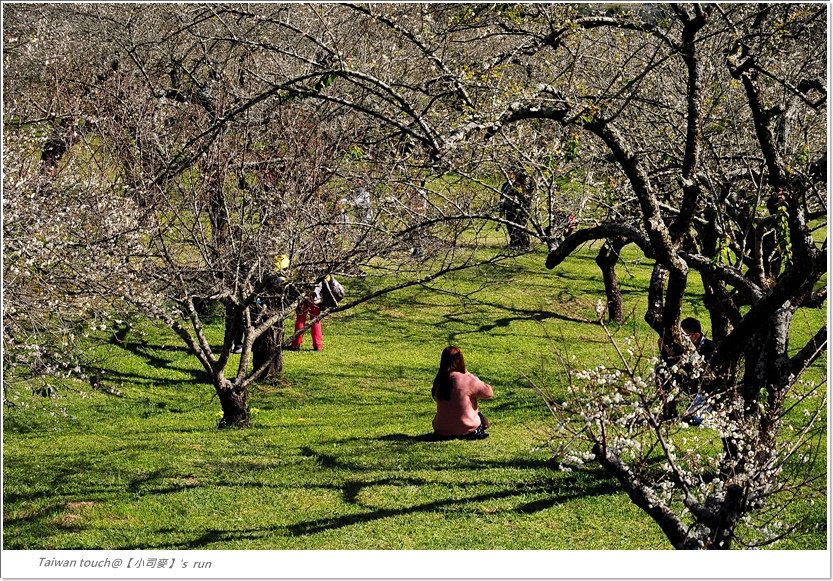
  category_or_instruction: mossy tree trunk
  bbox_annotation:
[216,379,250,428]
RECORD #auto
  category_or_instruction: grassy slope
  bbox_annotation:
[3,245,826,549]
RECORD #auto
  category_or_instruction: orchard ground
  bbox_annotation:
[3,245,826,549]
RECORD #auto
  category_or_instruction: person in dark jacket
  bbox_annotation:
[681,317,715,361]
[680,317,716,425]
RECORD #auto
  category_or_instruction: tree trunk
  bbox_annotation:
[224,303,243,352]
[505,203,531,249]
[707,481,746,549]
[596,237,626,323]
[253,320,284,378]
[699,206,740,341]
[644,264,667,331]
[217,380,250,428]
[593,443,701,549]
[500,179,531,250]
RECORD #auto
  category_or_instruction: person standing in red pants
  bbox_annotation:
[290,295,323,351]
[289,275,344,352]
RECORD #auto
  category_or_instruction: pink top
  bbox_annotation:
[432,371,494,436]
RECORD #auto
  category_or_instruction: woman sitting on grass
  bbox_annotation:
[432,346,493,439]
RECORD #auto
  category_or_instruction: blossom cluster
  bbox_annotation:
[536,331,823,548]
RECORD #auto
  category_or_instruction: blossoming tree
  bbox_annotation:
[3,4,507,426]
[487,3,827,548]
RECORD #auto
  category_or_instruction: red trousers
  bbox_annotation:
[292,301,323,350]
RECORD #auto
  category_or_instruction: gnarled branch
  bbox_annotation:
[545,224,651,269]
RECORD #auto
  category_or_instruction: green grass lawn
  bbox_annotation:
[3,245,826,549]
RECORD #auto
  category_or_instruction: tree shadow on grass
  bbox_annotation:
[286,471,618,537]
[299,446,343,469]
[6,465,205,510]
[98,471,613,549]
[435,303,593,345]
[153,476,604,548]
[2,500,69,530]
[90,340,212,387]
[288,440,618,539]
[376,432,457,443]
[470,301,592,327]
[6,442,618,549]
[172,528,268,549]
[341,433,553,455]
[338,293,595,344]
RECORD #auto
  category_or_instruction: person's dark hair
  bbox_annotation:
[432,346,466,401]
[681,317,702,334]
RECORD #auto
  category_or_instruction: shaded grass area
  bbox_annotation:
[3,245,826,549]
